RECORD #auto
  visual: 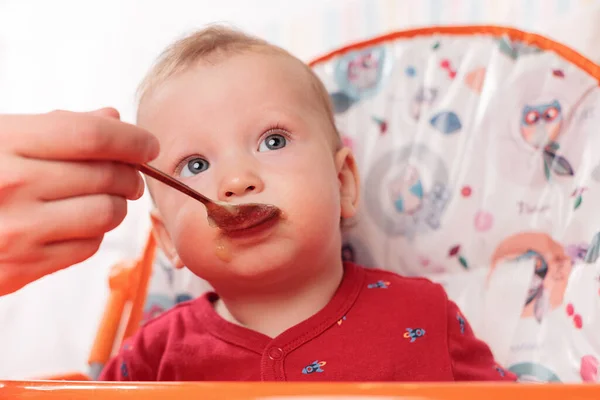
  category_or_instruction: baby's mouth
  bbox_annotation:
[222,211,281,239]
[208,203,282,233]
[217,203,282,234]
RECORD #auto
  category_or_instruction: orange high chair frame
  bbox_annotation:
[89,231,157,379]
[3,381,600,400]
[49,231,157,381]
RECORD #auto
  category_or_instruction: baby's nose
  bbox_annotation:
[225,184,255,197]
[218,173,264,200]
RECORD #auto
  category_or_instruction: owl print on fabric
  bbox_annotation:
[520,100,574,181]
[520,100,563,148]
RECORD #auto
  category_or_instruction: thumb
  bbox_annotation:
[89,107,121,120]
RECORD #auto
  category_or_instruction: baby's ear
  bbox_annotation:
[335,147,360,219]
[150,208,184,269]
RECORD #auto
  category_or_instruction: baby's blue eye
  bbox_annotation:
[258,133,287,152]
[180,157,209,177]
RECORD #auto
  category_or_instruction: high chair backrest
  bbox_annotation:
[308,26,600,383]
[88,26,600,383]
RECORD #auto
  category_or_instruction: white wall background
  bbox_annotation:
[0,0,597,380]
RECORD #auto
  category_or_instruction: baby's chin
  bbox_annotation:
[182,233,335,287]
[185,249,303,290]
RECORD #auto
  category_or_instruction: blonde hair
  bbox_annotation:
[136,25,340,147]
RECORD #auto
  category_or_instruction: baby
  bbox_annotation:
[99,25,516,382]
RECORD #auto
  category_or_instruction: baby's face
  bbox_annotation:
[138,52,356,286]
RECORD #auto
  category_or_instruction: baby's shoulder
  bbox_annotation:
[361,266,449,304]
[123,296,205,349]
[354,266,453,341]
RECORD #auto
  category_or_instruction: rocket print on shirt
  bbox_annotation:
[120,361,129,378]
[495,365,506,377]
[456,311,466,334]
[368,280,391,289]
[404,328,426,342]
[302,360,326,374]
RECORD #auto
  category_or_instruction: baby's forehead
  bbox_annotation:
[141,52,321,115]
[138,50,338,147]
[206,51,317,95]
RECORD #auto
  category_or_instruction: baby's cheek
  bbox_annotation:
[293,197,342,247]
[171,207,213,255]
[288,178,339,219]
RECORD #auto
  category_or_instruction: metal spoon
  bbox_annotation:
[137,164,281,232]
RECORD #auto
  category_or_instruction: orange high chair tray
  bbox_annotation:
[1,381,600,400]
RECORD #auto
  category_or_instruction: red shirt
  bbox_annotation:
[99,262,516,382]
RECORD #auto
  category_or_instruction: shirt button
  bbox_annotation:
[268,347,284,360]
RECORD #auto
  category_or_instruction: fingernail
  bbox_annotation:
[89,107,120,119]
[146,137,160,161]
[136,179,146,198]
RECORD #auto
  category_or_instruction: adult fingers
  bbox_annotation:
[0,194,128,254]
[0,110,159,163]
[89,107,121,119]
[24,158,146,201]
[0,194,127,260]
[0,236,104,297]
[39,194,129,243]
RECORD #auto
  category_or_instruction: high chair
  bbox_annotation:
[4,25,600,398]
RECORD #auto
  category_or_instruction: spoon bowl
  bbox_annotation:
[137,164,281,232]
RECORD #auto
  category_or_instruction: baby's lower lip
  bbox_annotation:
[223,214,280,238]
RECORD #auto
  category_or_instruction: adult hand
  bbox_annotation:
[0,108,159,296]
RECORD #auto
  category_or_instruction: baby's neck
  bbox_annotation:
[213,260,344,338]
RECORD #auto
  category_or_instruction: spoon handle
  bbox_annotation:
[137,164,212,206]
